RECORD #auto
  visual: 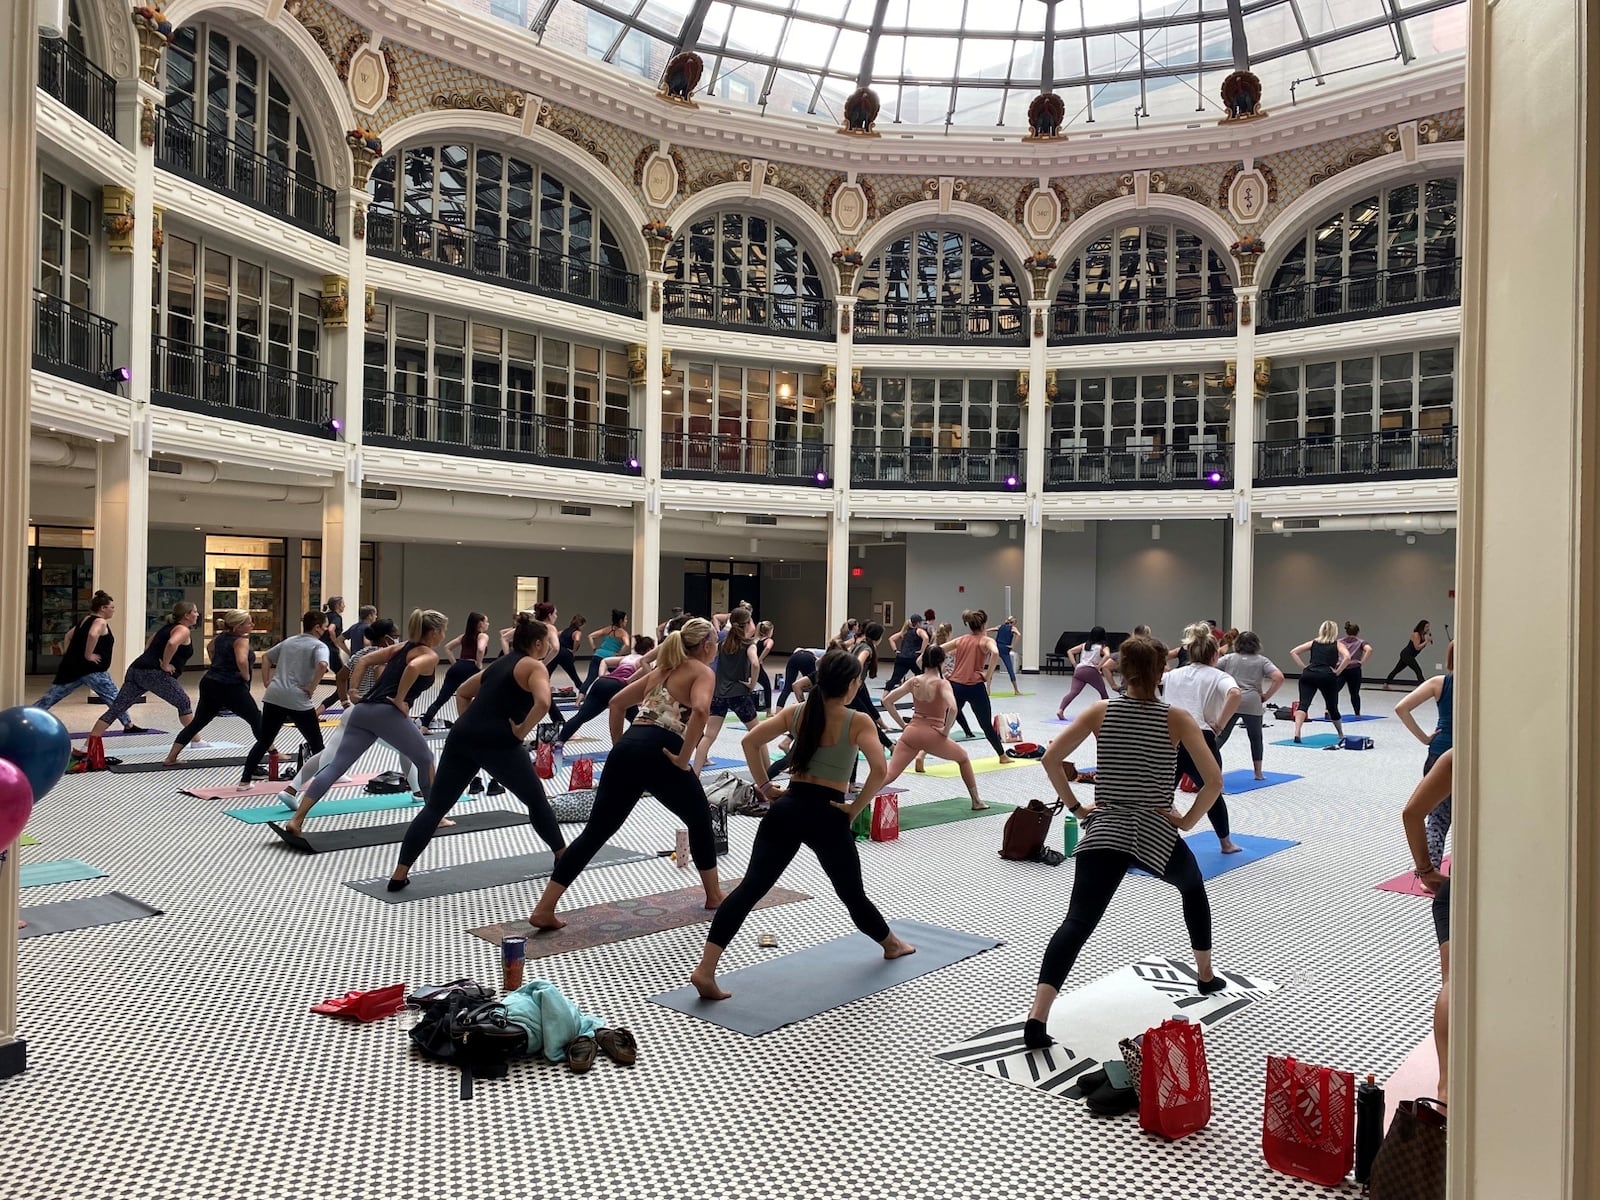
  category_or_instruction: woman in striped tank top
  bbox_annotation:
[1023,635,1229,1050]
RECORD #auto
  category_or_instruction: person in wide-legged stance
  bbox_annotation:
[941,609,1014,764]
[236,610,329,788]
[164,610,261,766]
[86,601,200,739]
[690,649,916,999]
[1289,620,1352,742]
[529,619,724,930]
[1162,627,1242,854]
[35,591,147,732]
[1024,635,1227,1050]
[881,645,986,810]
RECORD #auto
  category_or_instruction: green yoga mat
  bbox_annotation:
[896,798,1017,832]
[19,859,107,887]
[224,788,502,824]
[19,834,38,847]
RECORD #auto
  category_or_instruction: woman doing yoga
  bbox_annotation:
[236,610,329,787]
[581,610,629,692]
[775,646,818,710]
[1338,621,1374,716]
[36,592,146,731]
[692,608,763,772]
[87,601,200,739]
[883,616,929,691]
[387,614,565,890]
[1057,626,1113,718]
[1217,631,1284,780]
[1023,635,1227,1050]
[164,610,261,766]
[1383,619,1433,689]
[419,611,488,730]
[280,610,447,837]
[942,610,1014,764]
[551,614,587,692]
[553,635,654,748]
[1402,748,1455,1102]
[529,619,724,929]
[1290,620,1351,742]
[881,646,986,810]
[1162,629,1242,854]
[689,650,916,1000]
[989,616,1021,692]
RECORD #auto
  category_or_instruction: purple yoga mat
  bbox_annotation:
[71,728,169,739]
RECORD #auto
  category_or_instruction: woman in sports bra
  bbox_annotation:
[688,650,916,1000]
[581,609,630,692]
[881,645,987,811]
[86,601,200,740]
[529,619,724,930]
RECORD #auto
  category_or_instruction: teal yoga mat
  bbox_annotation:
[1271,733,1342,749]
[19,859,108,887]
[1133,834,1300,882]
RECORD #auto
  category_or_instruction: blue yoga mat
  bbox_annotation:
[19,859,108,887]
[1220,769,1302,792]
[1314,714,1383,723]
[1271,732,1342,748]
[225,791,428,824]
[1132,834,1300,881]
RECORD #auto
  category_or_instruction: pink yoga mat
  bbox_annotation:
[1385,1036,1442,1122]
[1375,857,1451,896]
[181,772,379,800]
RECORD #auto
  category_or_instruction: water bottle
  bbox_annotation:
[774,673,785,695]
[1354,1072,1385,1183]
[1062,811,1080,856]
[268,747,279,781]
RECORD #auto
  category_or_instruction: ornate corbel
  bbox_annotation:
[1016,369,1030,403]
[320,274,350,329]
[102,186,134,254]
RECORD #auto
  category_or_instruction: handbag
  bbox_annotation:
[993,712,1023,743]
[1262,1054,1356,1186]
[870,793,899,842]
[568,757,594,790]
[1341,735,1375,750]
[534,742,555,779]
[702,771,755,856]
[549,788,596,824]
[1138,1018,1212,1140]
[1367,1098,1447,1200]
[999,799,1064,861]
[1119,1033,1144,1096]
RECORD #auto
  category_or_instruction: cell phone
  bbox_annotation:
[1103,1060,1133,1090]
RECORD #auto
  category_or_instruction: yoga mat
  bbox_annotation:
[20,834,38,847]
[920,755,1039,779]
[469,882,811,956]
[1132,833,1300,882]
[895,798,1017,832]
[106,741,246,761]
[224,787,447,824]
[268,808,526,854]
[1384,1037,1441,1123]
[68,728,170,739]
[344,844,652,904]
[19,892,164,940]
[1218,769,1302,793]
[183,772,377,800]
[1376,857,1450,896]
[107,752,250,774]
[1314,713,1384,722]
[1271,733,1342,749]
[934,956,1279,1098]
[650,921,1002,1037]
[19,859,107,887]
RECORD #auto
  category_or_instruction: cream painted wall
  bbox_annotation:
[1092,519,1229,642]
[902,531,1028,632]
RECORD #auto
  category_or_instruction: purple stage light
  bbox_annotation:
[1207,470,1223,484]
[627,456,641,471]
[1004,474,1019,488]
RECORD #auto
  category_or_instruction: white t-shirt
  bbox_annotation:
[1162,664,1238,731]
[262,634,330,711]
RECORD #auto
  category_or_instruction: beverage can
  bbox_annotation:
[501,936,526,993]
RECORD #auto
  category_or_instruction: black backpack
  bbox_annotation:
[408,985,525,1097]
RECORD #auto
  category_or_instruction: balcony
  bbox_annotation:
[152,337,335,434]
[1260,261,1462,331]
[367,207,639,315]
[153,107,336,240]
[1045,441,1233,491]
[364,390,640,472]
[852,301,1028,346]
[38,38,116,139]
[1048,297,1236,345]
[661,431,830,482]
[662,282,832,340]
[851,444,1023,489]
[33,290,116,390]
[1255,430,1457,485]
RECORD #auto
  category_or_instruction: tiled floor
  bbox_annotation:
[2,672,1444,1199]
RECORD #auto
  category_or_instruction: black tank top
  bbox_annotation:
[131,623,194,674]
[455,651,533,741]
[1307,641,1340,676]
[54,615,113,683]
[361,642,437,705]
[205,632,254,683]
[896,628,926,661]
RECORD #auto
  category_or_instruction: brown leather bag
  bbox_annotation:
[999,798,1065,860]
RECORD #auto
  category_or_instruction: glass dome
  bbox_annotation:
[500,0,1466,131]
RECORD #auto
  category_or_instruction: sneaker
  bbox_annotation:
[123,724,150,734]
[487,778,506,796]
[467,775,484,795]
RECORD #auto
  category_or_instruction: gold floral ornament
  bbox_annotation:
[347,128,383,192]
[1229,235,1266,286]
[642,220,674,272]
[832,247,864,291]
[131,6,174,86]
[1023,252,1058,301]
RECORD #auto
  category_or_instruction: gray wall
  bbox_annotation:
[1092,519,1229,643]
[901,531,1027,630]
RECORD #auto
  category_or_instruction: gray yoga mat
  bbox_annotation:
[650,920,1004,1036]
[344,844,654,904]
[267,808,527,855]
[19,892,164,939]
[107,755,250,774]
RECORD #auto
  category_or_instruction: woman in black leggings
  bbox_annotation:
[1383,619,1433,689]
[1290,621,1351,743]
[529,619,724,929]
[690,650,916,999]
[552,636,652,749]
[1023,635,1227,1050]
[419,611,488,730]
[942,609,1014,764]
[754,621,777,714]
[165,610,261,766]
[775,648,817,709]
[550,614,586,692]
[387,614,564,890]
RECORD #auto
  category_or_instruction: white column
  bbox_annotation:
[1228,284,1259,631]
[319,190,365,609]
[1021,300,1049,672]
[1451,3,1600,1197]
[631,269,666,634]
[94,434,151,675]
[824,297,854,642]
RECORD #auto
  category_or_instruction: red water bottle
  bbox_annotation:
[268,748,280,781]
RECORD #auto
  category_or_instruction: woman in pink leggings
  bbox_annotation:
[881,646,987,811]
[1057,626,1113,719]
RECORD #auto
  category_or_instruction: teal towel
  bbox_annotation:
[19,859,107,887]
[502,979,604,1063]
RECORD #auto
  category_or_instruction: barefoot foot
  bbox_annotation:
[690,970,731,1001]
[703,891,724,911]
[1219,838,1243,854]
[527,909,567,932]
[882,936,917,960]
[970,801,990,811]
[439,817,456,828]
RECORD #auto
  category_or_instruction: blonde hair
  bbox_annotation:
[656,617,715,673]
[757,620,773,638]
[1316,620,1339,643]
[406,608,449,641]
[219,609,250,631]
[934,622,953,645]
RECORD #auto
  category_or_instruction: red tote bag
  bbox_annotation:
[1262,1054,1356,1186]
[568,757,594,790]
[870,793,899,842]
[1138,1018,1212,1140]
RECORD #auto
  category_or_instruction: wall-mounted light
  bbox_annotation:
[813,469,831,487]
[1151,523,1161,541]
[1003,473,1020,490]
[102,366,132,385]
[626,455,642,475]
[323,417,344,439]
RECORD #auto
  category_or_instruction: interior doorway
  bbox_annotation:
[682,559,762,619]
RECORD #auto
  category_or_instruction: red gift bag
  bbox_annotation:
[1178,774,1199,793]
[870,793,899,842]
[1139,1018,1212,1140]
[1263,1054,1356,1186]
[569,757,594,790]
[534,742,554,780]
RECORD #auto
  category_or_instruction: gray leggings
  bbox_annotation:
[297,702,435,807]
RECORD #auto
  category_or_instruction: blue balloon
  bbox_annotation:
[0,707,71,802]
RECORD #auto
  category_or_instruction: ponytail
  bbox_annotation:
[791,650,862,773]
[406,608,448,642]
[657,617,714,674]
[509,613,546,655]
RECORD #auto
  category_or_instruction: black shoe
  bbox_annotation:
[468,775,483,795]
[123,724,150,734]
[487,778,505,796]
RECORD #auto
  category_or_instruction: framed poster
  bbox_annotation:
[212,589,238,610]
[214,568,241,588]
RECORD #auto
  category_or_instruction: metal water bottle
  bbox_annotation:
[1355,1072,1385,1183]
[1062,811,1080,856]
[268,748,279,781]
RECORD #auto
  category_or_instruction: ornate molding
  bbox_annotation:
[881,178,940,217]
[1307,137,1395,187]
[1150,171,1210,207]
[534,103,610,167]
[689,158,774,194]
[432,90,527,116]
[1081,173,1136,214]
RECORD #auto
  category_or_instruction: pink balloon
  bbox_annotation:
[0,757,34,848]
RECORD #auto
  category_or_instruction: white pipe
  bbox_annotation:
[850,519,1003,537]
[710,513,827,531]
[152,477,325,504]
[1269,514,1457,534]
[29,437,95,470]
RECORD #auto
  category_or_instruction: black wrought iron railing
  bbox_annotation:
[850,444,1024,488]
[662,282,833,339]
[661,432,830,480]
[33,290,116,389]
[1045,442,1233,490]
[1255,430,1458,484]
[1048,297,1236,345]
[366,207,640,314]
[152,337,334,431]
[1260,261,1461,330]
[153,107,336,240]
[852,301,1028,345]
[364,390,640,470]
[38,38,117,138]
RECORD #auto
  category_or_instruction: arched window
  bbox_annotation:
[368,145,633,311]
[855,229,1025,343]
[1050,223,1234,342]
[661,213,829,335]
[1265,176,1460,327]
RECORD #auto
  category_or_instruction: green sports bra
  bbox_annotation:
[788,706,858,784]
